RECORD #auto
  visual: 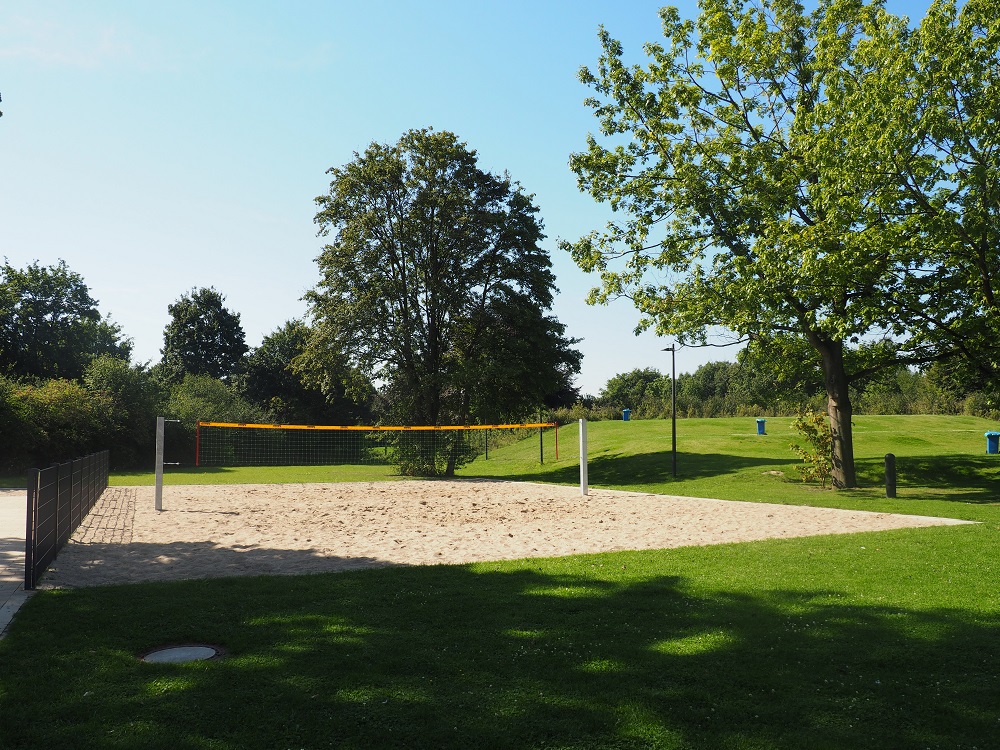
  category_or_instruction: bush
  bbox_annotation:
[83,356,163,469]
[5,379,113,470]
[789,411,834,488]
[548,402,621,424]
[0,376,29,472]
[164,374,272,464]
[962,392,1000,420]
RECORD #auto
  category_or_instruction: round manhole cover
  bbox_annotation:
[141,645,223,664]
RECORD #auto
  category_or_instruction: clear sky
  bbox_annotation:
[1,0,930,396]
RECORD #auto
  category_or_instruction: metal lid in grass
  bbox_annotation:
[140,644,224,663]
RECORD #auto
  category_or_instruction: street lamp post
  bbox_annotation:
[662,346,677,478]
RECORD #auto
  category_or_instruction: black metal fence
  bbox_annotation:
[24,450,109,590]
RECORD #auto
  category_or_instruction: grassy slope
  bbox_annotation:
[459,415,1000,521]
[1,415,998,749]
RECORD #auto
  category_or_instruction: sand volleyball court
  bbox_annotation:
[39,480,972,588]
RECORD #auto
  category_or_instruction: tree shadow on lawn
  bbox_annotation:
[468,450,799,488]
[4,556,996,749]
[855,454,1000,504]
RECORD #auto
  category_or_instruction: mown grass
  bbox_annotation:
[1,415,998,748]
[460,415,1000,520]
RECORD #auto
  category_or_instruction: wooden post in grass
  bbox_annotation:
[579,419,588,496]
[885,453,896,498]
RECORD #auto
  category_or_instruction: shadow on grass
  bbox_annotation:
[467,450,800,487]
[3,558,997,749]
[856,454,1000,503]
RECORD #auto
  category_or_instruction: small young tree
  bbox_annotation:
[789,411,834,489]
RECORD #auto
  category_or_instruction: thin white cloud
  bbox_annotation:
[0,15,138,69]
[0,11,338,74]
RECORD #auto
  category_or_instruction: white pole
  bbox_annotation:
[579,418,588,496]
[155,416,164,512]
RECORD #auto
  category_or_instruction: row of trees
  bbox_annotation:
[564,360,995,422]
[0,254,988,473]
[0,268,375,472]
[568,0,1000,487]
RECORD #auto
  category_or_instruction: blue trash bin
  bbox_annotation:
[623,409,631,422]
[756,419,766,436]
[986,431,1000,454]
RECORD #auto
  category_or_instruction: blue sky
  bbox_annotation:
[1,0,929,396]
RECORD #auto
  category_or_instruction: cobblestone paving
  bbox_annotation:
[74,486,136,545]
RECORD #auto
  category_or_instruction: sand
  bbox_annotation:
[39,480,972,589]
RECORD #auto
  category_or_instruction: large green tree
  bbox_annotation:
[565,0,988,488]
[837,0,1000,390]
[303,128,581,438]
[160,287,248,382]
[0,260,131,380]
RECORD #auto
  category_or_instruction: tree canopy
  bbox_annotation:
[83,355,161,467]
[566,0,1000,488]
[160,287,248,382]
[598,367,667,411]
[303,128,581,442]
[0,260,131,380]
[239,320,372,424]
[838,0,1000,389]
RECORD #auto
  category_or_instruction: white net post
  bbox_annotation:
[155,416,165,512]
[579,418,588,496]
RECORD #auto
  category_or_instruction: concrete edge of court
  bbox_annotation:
[0,490,30,639]
[0,587,34,639]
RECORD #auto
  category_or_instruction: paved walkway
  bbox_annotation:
[0,489,31,638]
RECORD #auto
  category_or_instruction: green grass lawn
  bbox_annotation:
[1,415,998,749]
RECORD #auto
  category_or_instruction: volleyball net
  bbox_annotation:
[195,421,558,475]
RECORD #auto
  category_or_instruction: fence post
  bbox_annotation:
[24,469,38,590]
[56,460,69,548]
[579,419,588,497]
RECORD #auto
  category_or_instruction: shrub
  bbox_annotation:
[164,374,272,464]
[789,411,834,488]
[83,356,164,469]
[8,379,113,469]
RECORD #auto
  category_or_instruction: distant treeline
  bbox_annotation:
[548,362,998,424]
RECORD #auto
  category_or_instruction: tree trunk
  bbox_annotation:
[815,339,857,489]
[445,439,458,477]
